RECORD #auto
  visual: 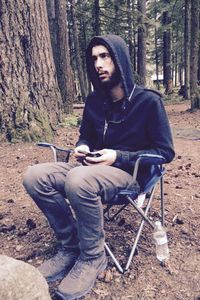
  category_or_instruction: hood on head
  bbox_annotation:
[86,34,135,98]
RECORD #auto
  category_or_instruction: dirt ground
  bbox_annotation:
[0,101,200,300]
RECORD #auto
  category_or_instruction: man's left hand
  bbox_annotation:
[84,149,117,166]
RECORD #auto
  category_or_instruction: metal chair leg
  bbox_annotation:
[104,242,124,273]
[160,175,164,226]
[125,188,155,271]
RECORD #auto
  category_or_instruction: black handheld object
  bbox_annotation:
[78,150,102,158]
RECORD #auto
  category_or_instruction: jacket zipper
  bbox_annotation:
[102,85,136,145]
[103,120,108,142]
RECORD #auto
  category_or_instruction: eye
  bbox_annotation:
[92,56,97,62]
[100,53,110,59]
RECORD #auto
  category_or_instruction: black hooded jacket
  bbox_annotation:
[76,35,175,185]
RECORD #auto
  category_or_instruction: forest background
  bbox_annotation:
[0,1,200,299]
[0,0,200,142]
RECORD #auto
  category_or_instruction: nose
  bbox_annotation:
[95,57,103,71]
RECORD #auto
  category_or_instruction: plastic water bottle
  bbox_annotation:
[153,221,170,262]
[135,193,146,208]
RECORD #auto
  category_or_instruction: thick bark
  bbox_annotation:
[54,0,75,113]
[137,0,146,86]
[0,0,62,142]
[190,0,200,109]
[46,0,75,114]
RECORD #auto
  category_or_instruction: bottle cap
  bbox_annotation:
[155,221,161,226]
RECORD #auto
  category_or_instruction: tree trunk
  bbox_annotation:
[114,0,122,36]
[46,0,75,114]
[162,0,172,94]
[127,0,134,67]
[179,48,184,87]
[190,0,200,109]
[184,0,190,99]
[93,0,100,36]
[0,0,62,142]
[155,31,160,90]
[174,50,178,87]
[198,43,200,83]
[179,64,183,87]
[54,0,75,114]
[137,0,146,86]
[80,18,91,95]
[70,0,87,101]
[154,1,160,90]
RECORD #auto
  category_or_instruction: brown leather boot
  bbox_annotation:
[38,247,79,282]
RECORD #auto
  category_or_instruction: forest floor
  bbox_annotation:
[0,101,200,300]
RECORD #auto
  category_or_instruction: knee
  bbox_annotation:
[65,167,95,202]
[23,164,45,196]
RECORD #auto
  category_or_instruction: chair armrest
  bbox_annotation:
[37,142,74,162]
[37,142,73,153]
[37,142,54,148]
[133,154,165,182]
[135,154,165,165]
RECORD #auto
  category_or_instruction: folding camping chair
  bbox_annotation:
[37,142,166,273]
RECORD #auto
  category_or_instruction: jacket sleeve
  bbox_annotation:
[76,97,96,150]
[114,96,175,168]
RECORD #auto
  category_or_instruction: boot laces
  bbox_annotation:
[69,258,92,279]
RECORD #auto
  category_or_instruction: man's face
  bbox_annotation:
[92,45,120,88]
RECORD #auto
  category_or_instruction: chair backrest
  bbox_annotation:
[54,148,71,162]
[142,165,165,194]
[37,143,72,162]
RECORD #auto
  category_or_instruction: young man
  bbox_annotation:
[23,35,175,300]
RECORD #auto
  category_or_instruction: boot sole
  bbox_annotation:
[55,257,108,300]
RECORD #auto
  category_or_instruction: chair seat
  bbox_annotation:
[110,190,139,205]
[109,166,165,206]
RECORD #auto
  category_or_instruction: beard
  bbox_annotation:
[99,68,121,90]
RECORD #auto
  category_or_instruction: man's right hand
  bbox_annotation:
[74,145,90,159]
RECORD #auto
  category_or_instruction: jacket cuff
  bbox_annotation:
[115,150,130,166]
[116,150,122,163]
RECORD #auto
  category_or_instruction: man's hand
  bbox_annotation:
[84,149,117,166]
[74,145,90,159]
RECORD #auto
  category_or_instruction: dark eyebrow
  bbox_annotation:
[92,52,110,60]
[100,52,110,57]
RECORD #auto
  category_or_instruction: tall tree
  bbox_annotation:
[137,0,147,86]
[46,0,75,113]
[93,0,100,35]
[190,0,200,109]
[184,0,190,99]
[153,0,161,90]
[0,0,62,142]
[162,0,172,94]
[127,0,135,68]
[69,0,87,101]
